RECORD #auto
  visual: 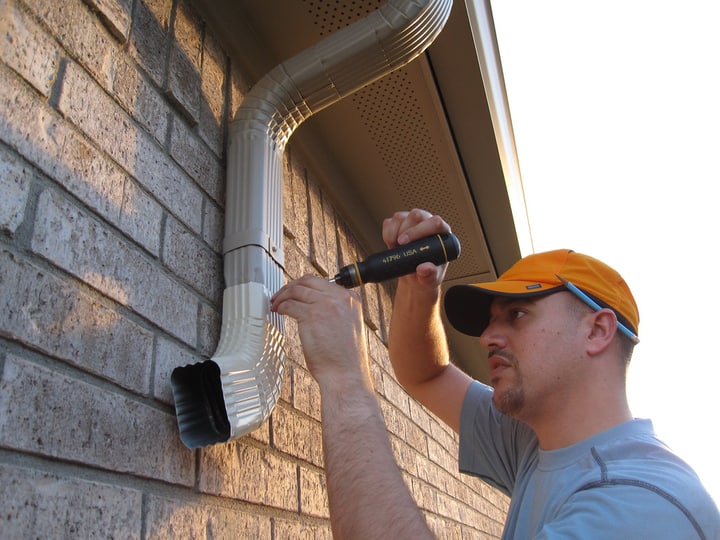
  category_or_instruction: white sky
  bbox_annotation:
[490,0,720,503]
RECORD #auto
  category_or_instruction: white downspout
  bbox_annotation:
[171,0,453,449]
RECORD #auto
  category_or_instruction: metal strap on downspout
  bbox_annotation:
[171,0,453,449]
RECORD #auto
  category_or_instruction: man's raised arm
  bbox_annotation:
[383,210,473,432]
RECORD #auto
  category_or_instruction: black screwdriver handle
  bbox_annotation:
[331,232,461,288]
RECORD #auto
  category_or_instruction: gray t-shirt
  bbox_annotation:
[459,381,719,539]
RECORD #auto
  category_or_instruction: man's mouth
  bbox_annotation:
[488,353,513,382]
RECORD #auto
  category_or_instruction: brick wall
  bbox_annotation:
[0,0,509,537]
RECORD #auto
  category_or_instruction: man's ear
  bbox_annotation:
[586,308,617,356]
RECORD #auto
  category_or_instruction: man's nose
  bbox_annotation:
[478,322,506,351]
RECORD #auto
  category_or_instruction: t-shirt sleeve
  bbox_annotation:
[458,381,537,496]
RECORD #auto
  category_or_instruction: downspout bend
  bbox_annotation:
[172,0,453,449]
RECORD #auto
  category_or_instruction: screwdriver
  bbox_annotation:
[329,232,461,288]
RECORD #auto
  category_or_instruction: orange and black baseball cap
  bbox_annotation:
[444,249,639,341]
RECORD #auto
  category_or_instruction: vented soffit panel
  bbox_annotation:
[189,0,526,382]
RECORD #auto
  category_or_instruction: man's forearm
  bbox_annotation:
[389,278,450,386]
[319,379,434,540]
[388,277,472,432]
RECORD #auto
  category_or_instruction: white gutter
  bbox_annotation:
[466,0,534,256]
[171,0,453,449]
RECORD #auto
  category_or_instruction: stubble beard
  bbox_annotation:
[492,361,525,416]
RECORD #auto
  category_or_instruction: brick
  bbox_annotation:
[133,123,206,235]
[228,63,248,121]
[436,489,463,522]
[307,175,330,276]
[128,0,172,87]
[381,370,411,412]
[271,405,324,467]
[282,242,312,286]
[31,189,198,346]
[389,439,419,480]
[117,178,164,257]
[429,415,458,453]
[282,151,299,240]
[249,417,271,446]
[173,1,202,71]
[199,31,227,156]
[283,148,309,254]
[336,220,360,267]
[166,1,202,123]
[405,418,429,455]
[321,190,338,262]
[408,397,433,435]
[280,358,293,404]
[282,316,304,366]
[0,0,61,96]
[376,280,394,342]
[0,464,142,539]
[0,355,195,485]
[167,43,200,123]
[407,473,433,510]
[282,315,311,372]
[274,517,332,540]
[378,398,406,441]
[428,436,456,473]
[416,457,448,497]
[27,0,118,90]
[111,52,170,144]
[23,0,167,143]
[203,199,223,253]
[56,59,204,233]
[53,124,163,256]
[0,249,153,394]
[154,335,203,404]
[402,470,427,507]
[427,514,462,540]
[0,144,32,235]
[369,360,385,398]
[145,494,271,539]
[197,301,221,357]
[169,116,223,203]
[82,0,132,43]
[163,215,222,301]
[291,363,321,422]
[0,65,163,255]
[361,282,381,332]
[367,328,392,374]
[199,441,298,511]
[299,465,329,518]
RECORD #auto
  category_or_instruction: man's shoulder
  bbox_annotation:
[588,421,704,490]
[575,425,719,538]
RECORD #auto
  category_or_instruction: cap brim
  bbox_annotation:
[443,283,562,337]
[443,285,492,337]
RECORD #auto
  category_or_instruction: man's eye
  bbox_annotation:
[510,309,526,320]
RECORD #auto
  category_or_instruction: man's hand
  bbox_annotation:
[270,275,370,389]
[382,209,452,291]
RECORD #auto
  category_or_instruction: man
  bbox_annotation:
[271,209,719,538]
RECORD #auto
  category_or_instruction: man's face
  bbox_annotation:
[479,292,586,421]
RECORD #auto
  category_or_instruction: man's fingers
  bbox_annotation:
[271,275,360,318]
[398,211,450,245]
[383,209,451,248]
[382,212,408,248]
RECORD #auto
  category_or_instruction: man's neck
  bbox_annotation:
[529,390,633,450]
